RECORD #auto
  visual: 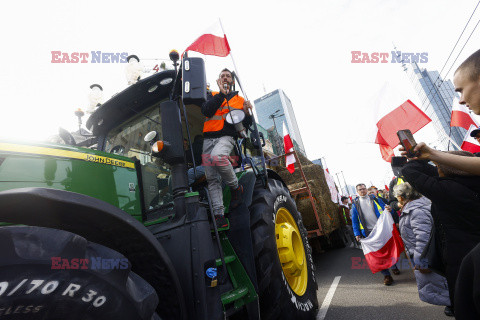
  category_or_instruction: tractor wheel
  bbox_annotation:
[249,179,318,320]
[0,226,158,320]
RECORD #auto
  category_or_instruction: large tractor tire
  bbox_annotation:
[0,226,158,320]
[249,179,318,320]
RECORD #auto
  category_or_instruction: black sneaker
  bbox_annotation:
[214,215,229,229]
[230,185,244,210]
[444,306,454,317]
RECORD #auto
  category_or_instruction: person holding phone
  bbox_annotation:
[201,68,253,228]
[402,49,480,173]
[398,48,480,319]
[399,151,480,317]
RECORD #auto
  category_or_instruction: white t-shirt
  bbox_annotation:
[358,196,378,232]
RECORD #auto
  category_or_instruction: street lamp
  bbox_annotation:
[269,109,284,154]
[269,109,283,131]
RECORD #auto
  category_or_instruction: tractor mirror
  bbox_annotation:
[182,57,207,106]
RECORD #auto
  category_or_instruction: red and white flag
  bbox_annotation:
[375,100,431,162]
[451,98,479,130]
[184,22,231,57]
[283,122,295,173]
[350,84,431,163]
[361,211,404,273]
[324,168,340,203]
[461,125,480,153]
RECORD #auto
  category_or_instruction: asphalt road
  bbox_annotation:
[313,244,449,320]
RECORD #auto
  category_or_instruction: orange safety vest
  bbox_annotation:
[203,91,245,133]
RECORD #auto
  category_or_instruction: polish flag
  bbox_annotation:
[184,22,231,57]
[451,98,479,130]
[324,168,340,203]
[375,100,431,162]
[379,144,395,162]
[375,100,431,148]
[361,211,404,274]
[461,125,480,153]
[349,84,432,163]
[283,122,295,173]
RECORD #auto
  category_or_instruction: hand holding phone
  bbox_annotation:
[397,129,417,158]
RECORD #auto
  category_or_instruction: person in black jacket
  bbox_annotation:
[455,242,480,319]
[401,152,480,316]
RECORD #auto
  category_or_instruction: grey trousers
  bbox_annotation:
[342,225,355,245]
[203,136,239,216]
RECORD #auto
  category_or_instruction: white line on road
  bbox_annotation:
[316,276,341,320]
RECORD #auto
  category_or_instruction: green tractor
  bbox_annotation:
[0,55,318,319]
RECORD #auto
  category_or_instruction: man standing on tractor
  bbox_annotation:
[201,68,253,228]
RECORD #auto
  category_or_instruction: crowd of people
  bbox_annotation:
[199,51,480,319]
[339,181,454,314]
[337,49,480,319]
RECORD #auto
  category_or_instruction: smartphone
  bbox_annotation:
[397,129,417,158]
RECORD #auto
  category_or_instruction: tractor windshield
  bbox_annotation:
[105,103,173,213]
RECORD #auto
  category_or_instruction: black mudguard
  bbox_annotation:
[239,171,257,208]
[0,187,187,320]
[266,169,289,190]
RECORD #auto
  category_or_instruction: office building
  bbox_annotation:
[401,58,466,150]
[254,89,306,155]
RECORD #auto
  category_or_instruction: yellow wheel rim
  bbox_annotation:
[275,207,308,296]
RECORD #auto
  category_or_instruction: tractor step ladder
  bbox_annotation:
[216,230,258,314]
[266,149,324,238]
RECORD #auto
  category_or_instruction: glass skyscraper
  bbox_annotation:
[402,60,466,150]
[253,89,306,155]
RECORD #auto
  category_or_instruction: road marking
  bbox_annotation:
[316,276,341,320]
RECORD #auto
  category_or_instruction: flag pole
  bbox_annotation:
[218,18,249,101]
[341,171,350,196]
[218,18,267,174]
[335,172,343,195]
[404,251,416,275]
[447,127,452,151]
[432,121,461,150]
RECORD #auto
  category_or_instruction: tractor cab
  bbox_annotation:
[76,57,267,221]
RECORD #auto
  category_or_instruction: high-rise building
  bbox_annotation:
[254,89,306,155]
[401,59,466,150]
